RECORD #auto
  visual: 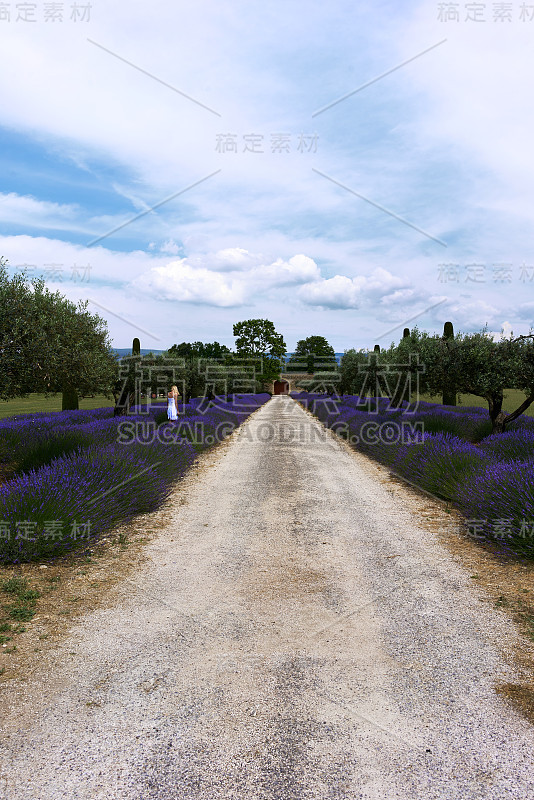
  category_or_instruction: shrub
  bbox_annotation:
[0,394,270,562]
[478,429,534,462]
[416,411,466,438]
[391,433,494,500]
[456,458,534,554]
[0,438,197,562]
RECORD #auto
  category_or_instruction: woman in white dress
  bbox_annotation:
[167,385,179,421]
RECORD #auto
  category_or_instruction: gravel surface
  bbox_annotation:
[0,395,533,799]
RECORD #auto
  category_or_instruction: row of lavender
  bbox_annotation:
[294,392,534,556]
[0,394,270,563]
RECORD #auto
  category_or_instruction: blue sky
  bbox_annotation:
[0,0,533,350]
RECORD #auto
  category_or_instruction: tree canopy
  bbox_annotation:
[167,341,231,360]
[233,319,286,359]
[0,259,117,402]
[233,318,286,384]
[351,325,534,433]
[286,335,337,374]
[414,327,534,433]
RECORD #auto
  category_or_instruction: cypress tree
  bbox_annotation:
[132,337,142,407]
[442,321,457,406]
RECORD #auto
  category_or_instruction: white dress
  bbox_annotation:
[167,394,178,420]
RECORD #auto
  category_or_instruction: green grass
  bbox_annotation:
[1,577,40,629]
[0,393,115,420]
[416,389,534,417]
[352,389,534,417]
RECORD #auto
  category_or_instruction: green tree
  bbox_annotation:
[286,335,337,374]
[167,341,231,360]
[433,329,534,433]
[114,351,186,415]
[340,345,391,406]
[0,258,53,398]
[233,319,286,386]
[0,259,116,403]
[297,371,341,395]
[379,328,426,409]
[441,321,457,406]
[55,304,117,410]
[163,342,234,403]
[233,319,286,359]
[339,348,368,396]
[384,325,534,433]
[341,335,428,406]
[120,350,241,410]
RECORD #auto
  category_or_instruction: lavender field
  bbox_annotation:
[294,392,534,557]
[0,394,270,564]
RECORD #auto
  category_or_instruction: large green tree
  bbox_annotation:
[286,335,337,374]
[167,341,231,360]
[382,325,534,433]
[424,329,534,433]
[233,319,286,358]
[55,301,118,409]
[233,318,286,385]
[0,259,116,404]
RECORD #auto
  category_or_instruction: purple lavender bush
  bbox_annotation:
[391,433,494,500]
[0,416,122,477]
[0,393,269,562]
[0,438,197,562]
[296,392,534,555]
[456,459,534,554]
[478,429,534,462]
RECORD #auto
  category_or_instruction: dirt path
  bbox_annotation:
[0,395,533,799]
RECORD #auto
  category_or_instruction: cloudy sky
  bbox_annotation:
[0,0,533,351]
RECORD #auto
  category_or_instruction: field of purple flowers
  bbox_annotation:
[294,392,534,557]
[0,394,270,564]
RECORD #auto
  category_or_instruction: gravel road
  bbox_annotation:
[1,395,533,799]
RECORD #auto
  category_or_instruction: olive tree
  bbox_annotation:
[0,259,116,406]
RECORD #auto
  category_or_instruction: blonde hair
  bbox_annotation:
[171,385,178,393]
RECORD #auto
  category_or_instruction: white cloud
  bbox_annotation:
[133,259,248,307]
[298,267,424,311]
[206,248,261,272]
[298,275,364,309]
[0,192,79,228]
[0,233,170,287]
[132,251,323,306]
[516,303,534,324]
[441,298,504,332]
[364,267,409,299]
[159,239,182,256]
[379,289,417,306]
[257,255,321,287]
[0,190,166,242]
[401,16,534,187]
[485,321,534,342]
[490,321,514,341]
